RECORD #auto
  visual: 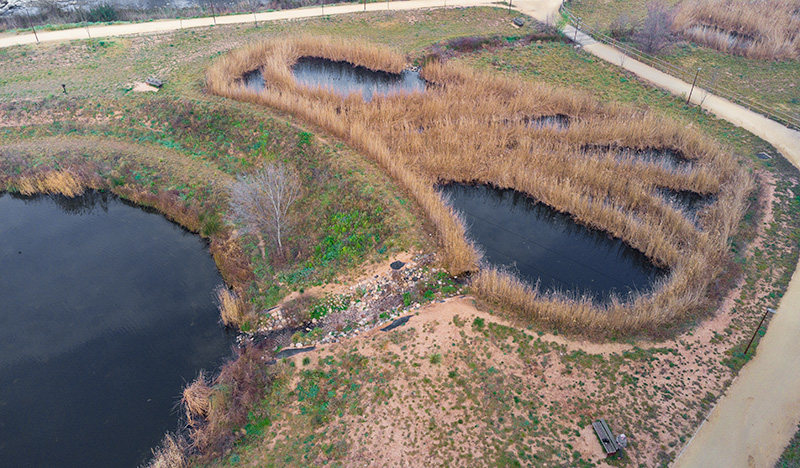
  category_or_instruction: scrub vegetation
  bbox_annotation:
[206,35,754,335]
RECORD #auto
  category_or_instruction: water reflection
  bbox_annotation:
[293,57,426,101]
[440,183,666,301]
[0,191,234,468]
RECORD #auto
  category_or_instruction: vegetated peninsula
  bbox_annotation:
[0,3,798,468]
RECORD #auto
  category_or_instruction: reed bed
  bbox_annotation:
[182,371,213,426]
[214,284,249,327]
[145,433,188,468]
[673,0,800,60]
[206,36,753,334]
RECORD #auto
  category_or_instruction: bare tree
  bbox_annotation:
[229,163,301,256]
[634,1,675,54]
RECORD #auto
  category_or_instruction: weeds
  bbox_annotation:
[145,433,188,468]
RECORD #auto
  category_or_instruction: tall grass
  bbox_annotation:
[214,284,248,327]
[673,0,800,60]
[144,433,188,468]
[183,346,274,460]
[206,36,753,334]
[182,371,213,426]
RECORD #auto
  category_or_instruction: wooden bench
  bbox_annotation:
[592,418,621,456]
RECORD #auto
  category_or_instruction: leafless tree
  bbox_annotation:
[634,1,675,54]
[229,163,301,256]
[609,12,636,40]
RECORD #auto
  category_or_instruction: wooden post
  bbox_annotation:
[744,308,777,355]
[26,10,40,44]
[686,67,701,105]
[210,0,217,25]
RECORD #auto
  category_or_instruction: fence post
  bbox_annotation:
[686,67,701,105]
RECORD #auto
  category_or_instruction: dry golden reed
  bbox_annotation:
[206,36,753,334]
[673,0,800,60]
[182,371,213,425]
[145,433,188,468]
[15,169,92,197]
[214,284,247,327]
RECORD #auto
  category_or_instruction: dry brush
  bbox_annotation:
[205,36,753,335]
[673,0,800,60]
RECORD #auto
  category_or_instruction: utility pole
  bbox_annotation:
[686,67,701,105]
[744,308,777,355]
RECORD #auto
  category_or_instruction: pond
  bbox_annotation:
[440,183,665,301]
[657,187,714,219]
[242,57,426,102]
[583,144,692,173]
[0,191,234,468]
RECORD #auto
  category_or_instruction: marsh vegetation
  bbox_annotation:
[672,0,800,60]
[206,35,753,334]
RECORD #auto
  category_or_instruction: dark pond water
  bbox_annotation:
[525,114,570,131]
[0,191,234,468]
[657,187,715,219]
[441,183,665,300]
[584,144,692,173]
[293,57,426,101]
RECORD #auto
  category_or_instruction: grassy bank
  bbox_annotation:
[0,93,429,323]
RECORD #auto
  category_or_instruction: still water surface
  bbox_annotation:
[242,57,426,101]
[441,183,665,301]
[0,191,233,468]
[292,57,426,101]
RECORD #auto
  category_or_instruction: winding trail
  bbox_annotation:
[3,1,800,465]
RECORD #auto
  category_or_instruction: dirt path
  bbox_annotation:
[0,0,486,48]
[0,0,565,49]
[558,20,800,468]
